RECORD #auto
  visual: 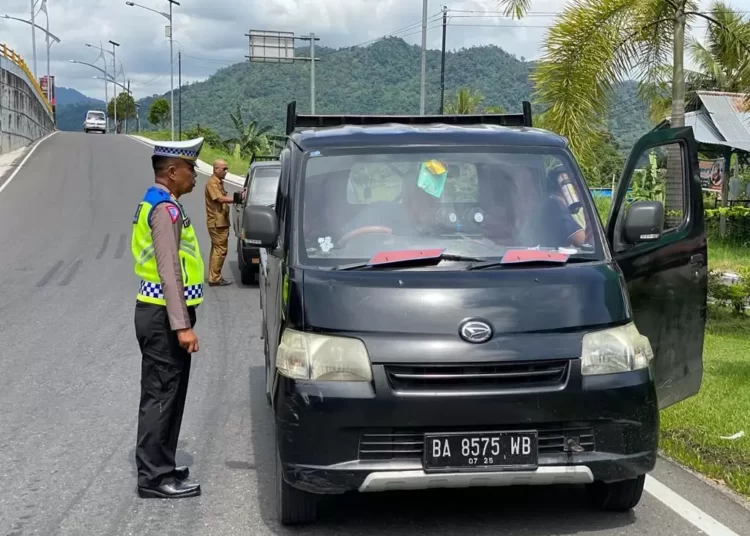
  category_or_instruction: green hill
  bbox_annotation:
[58,37,653,149]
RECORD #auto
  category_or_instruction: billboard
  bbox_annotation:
[247,30,295,63]
[39,75,56,106]
[699,157,724,192]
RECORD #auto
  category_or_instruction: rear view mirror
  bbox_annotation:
[623,200,664,244]
[242,205,278,248]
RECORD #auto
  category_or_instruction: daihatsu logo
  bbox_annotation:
[459,319,493,343]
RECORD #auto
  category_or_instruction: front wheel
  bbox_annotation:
[587,474,645,511]
[276,448,317,525]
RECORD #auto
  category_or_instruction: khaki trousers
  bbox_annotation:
[207,225,229,283]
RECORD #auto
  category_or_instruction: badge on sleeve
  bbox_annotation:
[165,204,181,224]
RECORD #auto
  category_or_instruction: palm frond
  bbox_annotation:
[531,0,653,158]
[496,0,531,20]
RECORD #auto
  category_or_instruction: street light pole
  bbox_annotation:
[3,13,61,104]
[30,0,37,77]
[125,0,178,140]
[109,40,120,133]
[168,0,178,141]
[85,43,114,131]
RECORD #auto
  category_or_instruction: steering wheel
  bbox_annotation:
[337,226,393,247]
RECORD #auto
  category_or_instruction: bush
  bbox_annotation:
[183,124,223,149]
[708,267,750,314]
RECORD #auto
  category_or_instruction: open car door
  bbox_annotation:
[605,126,707,410]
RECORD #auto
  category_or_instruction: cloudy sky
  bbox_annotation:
[2,0,749,101]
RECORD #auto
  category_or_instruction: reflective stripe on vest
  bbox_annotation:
[131,185,205,307]
[139,280,204,301]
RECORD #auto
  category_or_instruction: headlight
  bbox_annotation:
[581,323,653,376]
[276,328,373,382]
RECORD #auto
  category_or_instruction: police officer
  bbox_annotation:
[131,137,206,499]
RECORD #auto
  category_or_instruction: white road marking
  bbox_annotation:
[0,131,59,195]
[645,475,740,536]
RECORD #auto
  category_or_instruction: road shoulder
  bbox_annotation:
[650,456,750,535]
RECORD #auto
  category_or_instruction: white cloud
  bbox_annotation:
[1,0,749,101]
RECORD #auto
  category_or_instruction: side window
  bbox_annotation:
[609,140,688,250]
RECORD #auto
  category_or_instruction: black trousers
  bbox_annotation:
[134,301,197,488]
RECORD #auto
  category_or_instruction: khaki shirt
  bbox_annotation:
[205,174,230,228]
[150,183,191,331]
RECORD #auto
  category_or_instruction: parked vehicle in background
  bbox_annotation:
[83,110,107,134]
[243,101,707,526]
[233,156,281,285]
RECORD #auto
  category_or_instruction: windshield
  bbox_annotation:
[87,112,105,120]
[298,146,602,268]
[250,167,280,206]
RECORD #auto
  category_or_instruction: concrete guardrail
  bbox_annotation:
[0,43,55,155]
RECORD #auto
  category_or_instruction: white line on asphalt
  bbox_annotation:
[0,131,59,196]
[645,475,740,536]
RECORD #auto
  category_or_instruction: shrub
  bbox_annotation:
[183,124,223,149]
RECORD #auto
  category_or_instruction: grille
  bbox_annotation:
[384,360,569,392]
[359,425,595,461]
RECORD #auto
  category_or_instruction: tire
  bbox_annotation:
[276,448,317,525]
[84,129,89,134]
[588,474,645,512]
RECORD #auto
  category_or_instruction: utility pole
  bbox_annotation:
[420,0,428,115]
[178,50,182,139]
[310,32,316,114]
[125,79,130,134]
[30,0,37,77]
[168,0,178,141]
[439,6,448,115]
[109,40,120,133]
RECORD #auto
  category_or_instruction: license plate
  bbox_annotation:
[424,431,538,470]
[251,258,259,264]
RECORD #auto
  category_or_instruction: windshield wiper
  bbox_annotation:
[332,251,487,271]
[465,250,597,270]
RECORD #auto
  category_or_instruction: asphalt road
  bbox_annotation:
[0,132,748,536]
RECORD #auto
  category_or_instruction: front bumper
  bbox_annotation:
[274,362,659,495]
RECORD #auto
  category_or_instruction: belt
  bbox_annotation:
[139,280,203,300]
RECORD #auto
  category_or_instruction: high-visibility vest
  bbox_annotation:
[131,186,205,307]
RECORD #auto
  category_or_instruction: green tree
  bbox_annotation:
[107,92,137,130]
[497,0,750,216]
[223,104,274,159]
[444,88,485,114]
[147,98,171,129]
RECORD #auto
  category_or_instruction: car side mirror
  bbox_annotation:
[623,200,664,244]
[242,205,278,248]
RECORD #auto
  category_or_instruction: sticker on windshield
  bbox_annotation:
[318,236,333,253]
[310,150,322,157]
[417,159,448,198]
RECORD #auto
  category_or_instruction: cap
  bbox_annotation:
[152,137,205,163]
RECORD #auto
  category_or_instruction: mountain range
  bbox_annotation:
[54,37,652,150]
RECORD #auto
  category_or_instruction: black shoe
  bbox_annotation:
[137,480,201,499]
[174,466,189,480]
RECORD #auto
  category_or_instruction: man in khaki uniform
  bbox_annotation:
[204,159,241,286]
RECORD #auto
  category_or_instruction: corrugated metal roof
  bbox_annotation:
[695,91,750,152]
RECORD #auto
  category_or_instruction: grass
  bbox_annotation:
[660,305,750,497]
[137,129,250,176]
[708,238,750,273]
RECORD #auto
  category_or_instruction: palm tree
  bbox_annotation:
[223,104,274,160]
[645,2,750,122]
[497,0,750,215]
[445,88,485,114]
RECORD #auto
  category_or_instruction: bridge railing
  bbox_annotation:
[1,43,53,115]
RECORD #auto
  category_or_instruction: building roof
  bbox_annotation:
[661,91,750,153]
[289,123,568,151]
